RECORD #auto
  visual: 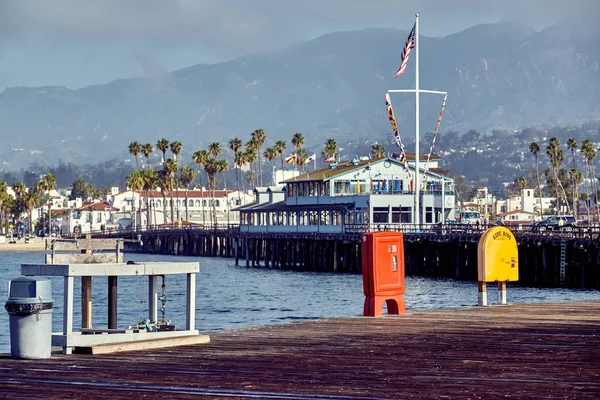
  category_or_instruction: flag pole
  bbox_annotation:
[414,13,420,226]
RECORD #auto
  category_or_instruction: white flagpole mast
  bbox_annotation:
[387,13,447,226]
[414,13,420,226]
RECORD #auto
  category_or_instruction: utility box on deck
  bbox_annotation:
[361,232,406,316]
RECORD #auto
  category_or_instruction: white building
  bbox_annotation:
[237,156,455,233]
[494,188,554,217]
[108,188,255,229]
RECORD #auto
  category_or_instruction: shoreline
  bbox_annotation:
[0,240,46,252]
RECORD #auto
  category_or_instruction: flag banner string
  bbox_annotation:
[422,94,447,187]
[385,93,411,178]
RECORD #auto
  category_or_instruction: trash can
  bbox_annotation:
[5,277,54,359]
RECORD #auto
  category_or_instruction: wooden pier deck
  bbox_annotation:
[1,301,599,399]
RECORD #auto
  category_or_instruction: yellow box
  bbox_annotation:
[477,227,519,282]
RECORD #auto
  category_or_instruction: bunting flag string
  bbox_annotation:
[422,94,448,187]
[385,93,411,178]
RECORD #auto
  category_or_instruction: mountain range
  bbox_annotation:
[1,21,599,169]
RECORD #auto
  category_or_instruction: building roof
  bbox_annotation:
[238,201,354,213]
[282,157,451,184]
[392,152,442,160]
[282,159,376,183]
[113,189,240,198]
[497,210,538,217]
[76,202,120,211]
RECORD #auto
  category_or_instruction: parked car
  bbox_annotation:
[530,216,577,232]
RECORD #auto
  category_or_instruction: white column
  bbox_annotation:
[63,276,74,355]
[186,273,196,331]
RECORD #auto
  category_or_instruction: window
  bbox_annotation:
[215,200,220,207]
[189,200,194,207]
[202,200,207,207]
[425,207,433,223]
[401,207,412,223]
[391,207,400,223]
[235,199,241,205]
[97,213,102,223]
[373,207,388,223]
[195,200,201,207]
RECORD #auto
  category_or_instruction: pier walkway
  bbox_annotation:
[1,301,599,399]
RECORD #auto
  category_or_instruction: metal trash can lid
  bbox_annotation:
[6,277,53,305]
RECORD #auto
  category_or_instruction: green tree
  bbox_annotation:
[371,143,385,160]
[529,141,543,217]
[179,166,196,222]
[156,138,169,165]
[274,140,287,171]
[292,133,304,152]
[70,179,91,201]
[264,147,278,185]
[323,138,338,162]
[126,170,145,229]
[229,138,243,196]
[546,137,569,215]
[128,141,142,170]
[163,158,178,223]
[251,129,266,186]
[192,149,209,189]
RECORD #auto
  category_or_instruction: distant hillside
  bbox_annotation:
[1,21,599,169]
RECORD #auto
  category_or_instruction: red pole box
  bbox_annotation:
[361,232,406,316]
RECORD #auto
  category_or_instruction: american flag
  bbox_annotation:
[393,23,416,78]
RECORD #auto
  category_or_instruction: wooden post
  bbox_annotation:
[108,276,118,329]
[81,277,92,329]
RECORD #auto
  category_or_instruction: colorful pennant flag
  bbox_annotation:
[384,93,411,178]
[421,94,448,185]
[393,22,416,78]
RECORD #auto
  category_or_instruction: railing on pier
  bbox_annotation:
[62,222,600,241]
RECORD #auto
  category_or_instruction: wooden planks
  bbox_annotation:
[0,301,599,399]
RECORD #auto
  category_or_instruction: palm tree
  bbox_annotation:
[128,141,142,170]
[274,140,287,171]
[264,147,278,185]
[296,148,308,173]
[163,158,178,223]
[529,141,543,218]
[567,138,579,217]
[143,169,159,227]
[245,139,257,178]
[371,143,385,160]
[40,173,56,235]
[514,176,527,192]
[581,139,599,222]
[157,169,170,225]
[234,151,247,192]
[0,181,7,234]
[546,137,569,215]
[156,138,169,165]
[217,159,229,190]
[323,138,338,162]
[229,138,243,196]
[244,149,257,187]
[192,149,209,189]
[251,129,266,186]
[126,170,145,229]
[22,189,38,235]
[204,158,220,226]
[142,143,154,170]
[208,142,221,159]
[179,166,196,222]
[292,133,304,152]
[170,141,182,161]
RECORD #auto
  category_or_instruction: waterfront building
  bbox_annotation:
[237,156,455,233]
[108,188,255,229]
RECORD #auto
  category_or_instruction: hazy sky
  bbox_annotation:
[0,0,597,90]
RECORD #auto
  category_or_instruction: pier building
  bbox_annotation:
[237,156,455,233]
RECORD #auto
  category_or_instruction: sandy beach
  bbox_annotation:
[0,239,46,252]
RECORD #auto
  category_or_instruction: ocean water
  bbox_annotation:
[1,251,599,353]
